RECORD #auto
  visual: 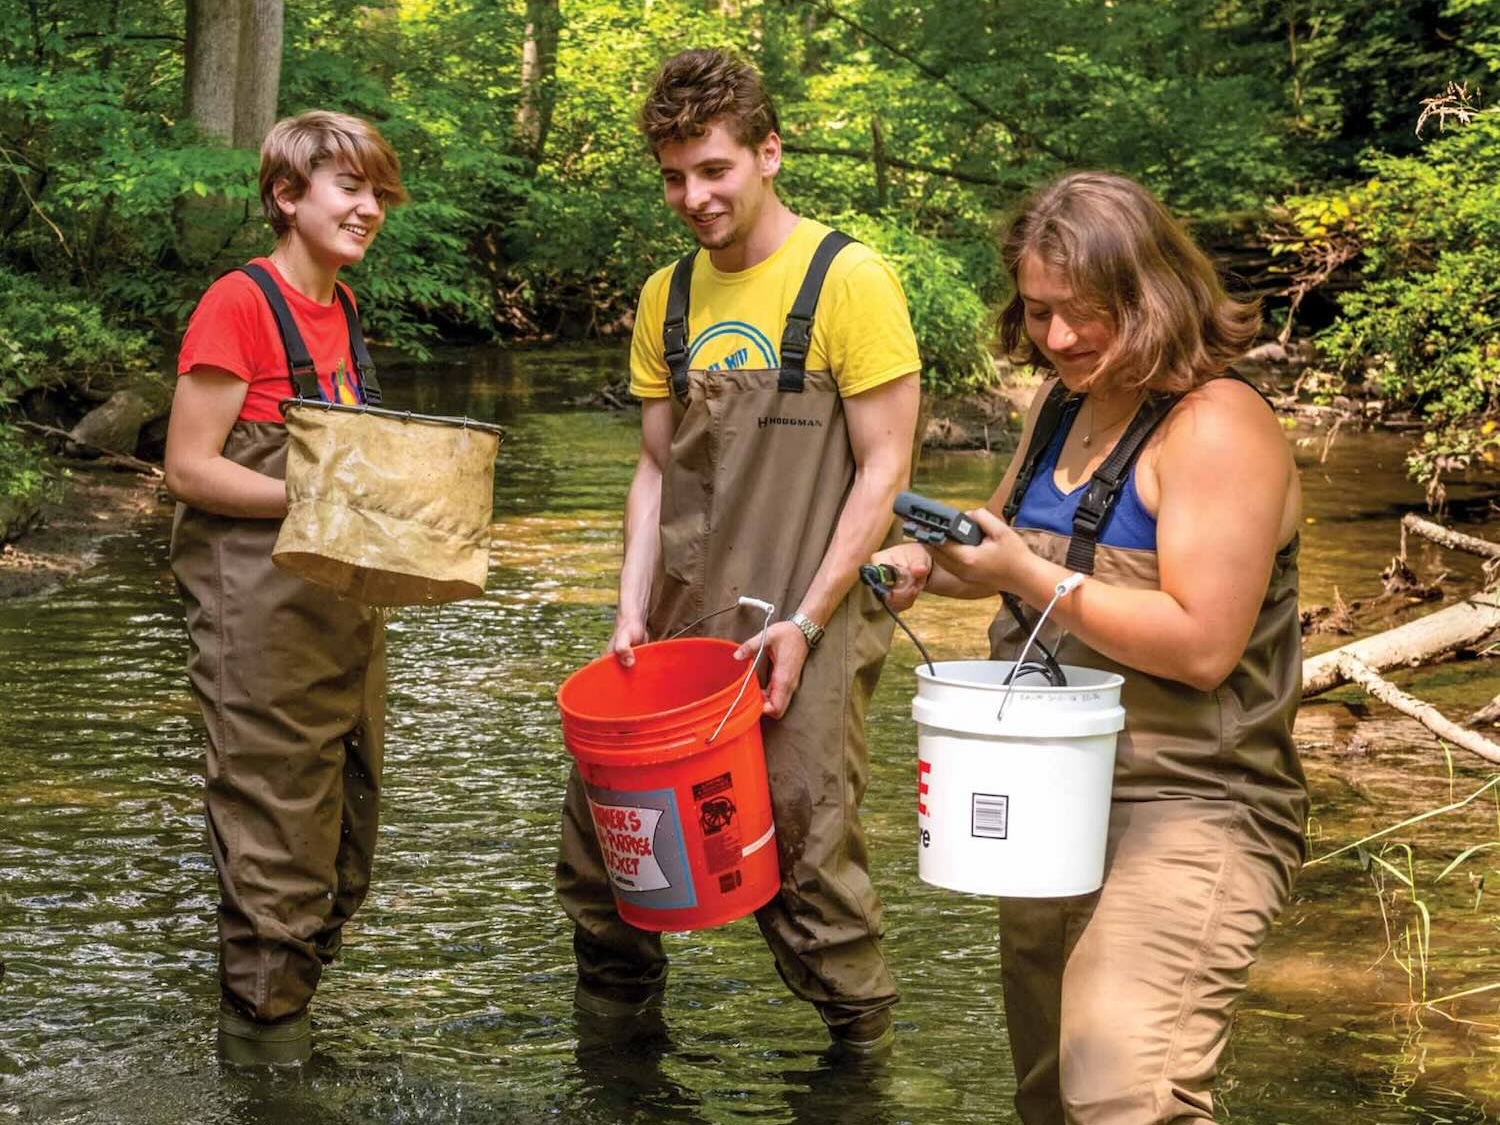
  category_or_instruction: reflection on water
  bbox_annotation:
[1,345,1498,1123]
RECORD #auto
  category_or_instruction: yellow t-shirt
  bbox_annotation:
[629,219,921,399]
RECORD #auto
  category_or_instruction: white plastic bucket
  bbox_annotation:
[912,660,1125,898]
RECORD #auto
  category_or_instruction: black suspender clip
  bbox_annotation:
[287,359,320,402]
[1072,479,1119,537]
[780,313,814,360]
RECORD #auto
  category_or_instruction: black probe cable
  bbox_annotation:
[859,565,1071,688]
[858,564,936,675]
[1000,593,1068,686]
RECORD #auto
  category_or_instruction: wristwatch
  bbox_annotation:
[789,611,825,649]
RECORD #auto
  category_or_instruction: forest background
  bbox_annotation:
[3,0,1500,533]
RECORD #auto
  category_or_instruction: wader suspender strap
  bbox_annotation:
[778,230,855,393]
[660,230,857,401]
[997,381,1077,654]
[332,285,383,405]
[1001,381,1074,523]
[236,263,380,405]
[663,251,696,402]
[1065,393,1181,574]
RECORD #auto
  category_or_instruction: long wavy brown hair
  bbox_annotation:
[997,172,1259,394]
[637,48,780,154]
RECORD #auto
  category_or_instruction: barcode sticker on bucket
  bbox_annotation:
[971,793,1009,839]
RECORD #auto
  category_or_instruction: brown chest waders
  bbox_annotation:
[988,378,1307,1124]
[170,266,386,1039]
[557,232,900,1030]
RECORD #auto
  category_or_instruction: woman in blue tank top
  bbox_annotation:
[872,172,1305,1125]
[1008,402,1159,551]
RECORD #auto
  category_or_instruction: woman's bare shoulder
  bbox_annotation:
[1159,374,1285,454]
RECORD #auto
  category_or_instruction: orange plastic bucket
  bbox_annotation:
[558,637,780,932]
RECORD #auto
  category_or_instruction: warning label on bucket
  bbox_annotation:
[693,771,742,875]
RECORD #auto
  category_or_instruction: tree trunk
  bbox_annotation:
[180,0,281,267]
[186,0,282,147]
[1302,591,1500,697]
[232,0,282,150]
[517,0,560,164]
[185,0,241,142]
[872,116,888,210]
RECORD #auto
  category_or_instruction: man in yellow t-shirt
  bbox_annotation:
[556,47,921,1059]
[629,216,921,400]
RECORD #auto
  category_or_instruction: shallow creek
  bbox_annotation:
[2,345,1498,1123]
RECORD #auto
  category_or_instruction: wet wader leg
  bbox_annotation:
[204,667,366,1023]
[753,604,897,1035]
[1053,801,1297,1125]
[996,892,1097,1125]
[316,625,386,964]
[178,511,379,1026]
[1001,800,1298,1125]
[556,766,668,1007]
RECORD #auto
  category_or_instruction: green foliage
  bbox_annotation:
[1292,107,1500,502]
[834,215,993,393]
[1260,0,1496,169]
[4,0,1500,421]
[0,423,45,507]
[0,263,152,535]
[0,267,152,409]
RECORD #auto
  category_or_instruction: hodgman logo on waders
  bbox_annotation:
[757,416,824,429]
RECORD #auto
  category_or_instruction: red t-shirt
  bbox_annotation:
[177,257,366,423]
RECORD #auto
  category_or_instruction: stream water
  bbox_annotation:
[2,345,1498,1123]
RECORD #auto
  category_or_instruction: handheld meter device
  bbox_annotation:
[894,491,984,547]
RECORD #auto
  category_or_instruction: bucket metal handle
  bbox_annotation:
[705,596,776,745]
[996,573,1086,724]
[662,596,777,743]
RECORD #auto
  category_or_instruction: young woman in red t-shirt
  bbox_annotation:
[164,110,406,1066]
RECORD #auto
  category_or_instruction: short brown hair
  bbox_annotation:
[259,110,408,237]
[638,48,780,153]
[997,172,1259,394]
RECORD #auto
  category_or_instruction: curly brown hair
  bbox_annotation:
[997,172,1259,394]
[259,110,407,237]
[638,48,780,154]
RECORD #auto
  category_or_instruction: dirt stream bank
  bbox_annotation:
[0,466,169,599]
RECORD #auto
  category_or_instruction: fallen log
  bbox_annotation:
[1302,590,1500,697]
[16,421,163,478]
[1470,694,1500,728]
[1401,513,1500,563]
[1337,654,1500,765]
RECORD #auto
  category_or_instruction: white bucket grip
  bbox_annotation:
[913,660,1125,898]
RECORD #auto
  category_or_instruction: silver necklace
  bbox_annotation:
[1079,395,1138,447]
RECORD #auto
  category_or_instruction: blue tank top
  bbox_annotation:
[1012,404,1157,549]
